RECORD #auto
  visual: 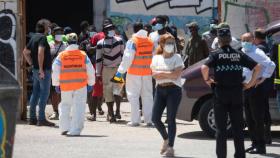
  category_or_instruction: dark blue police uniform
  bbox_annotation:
[205,37,257,158]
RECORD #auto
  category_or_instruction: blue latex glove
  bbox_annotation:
[115,72,123,78]
[112,72,124,83]
[55,86,61,93]
[87,85,93,92]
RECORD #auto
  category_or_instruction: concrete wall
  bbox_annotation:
[0,0,18,79]
[107,0,218,39]
[221,0,280,38]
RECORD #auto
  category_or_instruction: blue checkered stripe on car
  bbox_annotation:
[216,65,242,72]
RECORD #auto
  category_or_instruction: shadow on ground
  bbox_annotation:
[66,135,108,138]
[177,131,214,140]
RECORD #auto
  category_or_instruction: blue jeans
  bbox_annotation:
[29,69,51,121]
[277,90,280,112]
[152,85,182,147]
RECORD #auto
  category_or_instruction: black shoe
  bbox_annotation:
[37,119,55,127]
[245,146,255,153]
[98,110,104,115]
[248,147,266,155]
[29,119,37,125]
[61,131,68,135]
[115,112,121,119]
[87,115,96,121]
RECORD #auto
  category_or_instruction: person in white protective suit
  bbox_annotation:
[113,22,154,126]
[52,33,95,136]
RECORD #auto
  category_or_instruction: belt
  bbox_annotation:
[158,82,176,87]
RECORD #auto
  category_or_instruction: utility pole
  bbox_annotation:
[18,0,27,120]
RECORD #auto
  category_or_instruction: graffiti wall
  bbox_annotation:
[108,0,218,39]
[222,0,280,38]
[0,1,17,78]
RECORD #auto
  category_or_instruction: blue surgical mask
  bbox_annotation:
[89,31,97,37]
[108,30,115,37]
[153,23,163,31]
[242,42,255,52]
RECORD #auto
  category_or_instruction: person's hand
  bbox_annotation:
[111,72,124,83]
[39,70,45,79]
[255,77,265,88]
[205,78,216,87]
[55,86,61,93]
[87,85,93,92]
[243,82,255,90]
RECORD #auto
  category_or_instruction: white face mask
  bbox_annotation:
[55,35,63,42]
[164,44,174,54]
[108,30,115,37]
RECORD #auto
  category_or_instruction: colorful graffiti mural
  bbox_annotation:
[0,107,7,158]
[0,1,17,78]
[222,0,280,38]
[109,0,218,39]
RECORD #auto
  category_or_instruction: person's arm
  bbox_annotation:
[95,42,103,77]
[240,53,261,89]
[51,55,61,86]
[244,64,261,89]
[201,54,216,86]
[23,47,32,65]
[153,67,183,80]
[153,54,184,80]
[85,56,95,86]
[117,40,136,74]
[201,64,215,86]
[38,46,45,79]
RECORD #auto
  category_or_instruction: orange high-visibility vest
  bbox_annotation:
[59,50,88,91]
[127,37,153,76]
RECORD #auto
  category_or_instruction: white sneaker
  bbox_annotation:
[127,122,140,127]
[164,147,174,157]
[160,139,169,155]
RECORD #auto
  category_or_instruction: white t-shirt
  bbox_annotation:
[150,54,184,87]
[149,31,160,55]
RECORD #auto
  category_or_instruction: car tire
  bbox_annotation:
[198,98,232,138]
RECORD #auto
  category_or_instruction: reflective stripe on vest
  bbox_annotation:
[61,68,87,73]
[59,50,88,91]
[274,78,280,84]
[127,37,153,76]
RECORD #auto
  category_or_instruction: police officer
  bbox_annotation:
[201,27,261,158]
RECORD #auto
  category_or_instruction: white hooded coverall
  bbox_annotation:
[118,30,153,124]
[52,44,95,135]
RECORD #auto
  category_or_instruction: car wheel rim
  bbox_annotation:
[207,109,232,132]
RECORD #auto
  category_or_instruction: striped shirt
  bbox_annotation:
[96,36,124,75]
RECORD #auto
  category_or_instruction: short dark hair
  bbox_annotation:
[80,21,89,31]
[156,15,167,25]
[35,19,50,33]
[254,28,266,40]
[133,22,143,33]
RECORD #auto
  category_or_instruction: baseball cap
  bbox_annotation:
[186,22,198,28]
[216,22,230,29]
[67,33,78,43]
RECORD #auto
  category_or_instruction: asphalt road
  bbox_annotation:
[13,102,280,158]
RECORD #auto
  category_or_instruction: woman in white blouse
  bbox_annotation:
[150,34,184,157]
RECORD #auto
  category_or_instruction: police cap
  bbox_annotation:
[217,28,231,37]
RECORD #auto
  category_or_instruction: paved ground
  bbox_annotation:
[13,102,280,158]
